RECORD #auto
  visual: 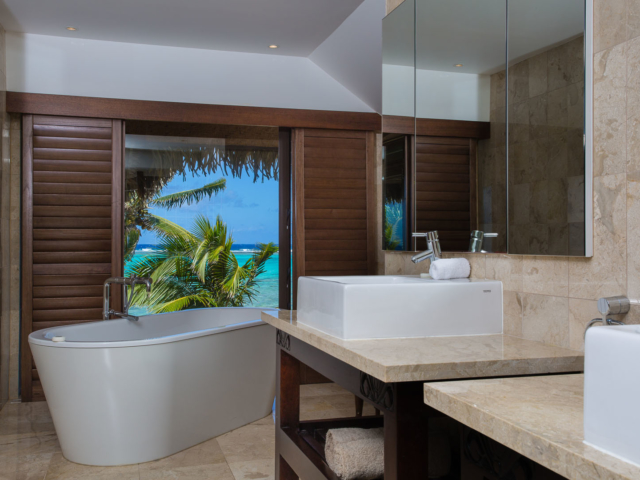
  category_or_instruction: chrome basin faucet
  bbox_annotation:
[103,276,153,321]
[411,231,442,264]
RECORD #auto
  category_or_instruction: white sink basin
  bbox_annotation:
[584,325,640,465]
[296,275,503,340]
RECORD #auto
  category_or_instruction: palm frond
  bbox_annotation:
[149,214,195,241]
[150,179,226,210]
[153,293,217,313]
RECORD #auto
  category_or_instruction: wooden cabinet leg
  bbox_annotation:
[384,382,430,479]
[275,347,301,479]
[278,455,298,480]
[278,349,301,430]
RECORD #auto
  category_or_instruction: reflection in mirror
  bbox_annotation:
[383,135,410,250]
[382,0,415,118]
[382,0,414,251]
[507,0,586,255]
[415,0,507,253]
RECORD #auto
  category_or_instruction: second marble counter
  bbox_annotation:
[424,375,640,480]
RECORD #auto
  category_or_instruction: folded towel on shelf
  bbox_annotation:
[325,428,384,480]
[429,258,471,280]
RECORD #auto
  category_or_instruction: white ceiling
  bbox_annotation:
[0,0,366,57]
[384,0,584,75]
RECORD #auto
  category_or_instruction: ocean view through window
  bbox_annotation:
[123,125,280,315]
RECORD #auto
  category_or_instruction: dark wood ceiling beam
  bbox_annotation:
[8,92,382,132]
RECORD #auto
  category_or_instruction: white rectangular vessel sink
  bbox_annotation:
[297,275,503,340]
[584,325,640,466]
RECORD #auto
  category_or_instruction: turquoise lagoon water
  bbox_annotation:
[126,245,279,315]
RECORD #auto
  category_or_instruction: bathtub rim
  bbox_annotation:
[28,307,278,349]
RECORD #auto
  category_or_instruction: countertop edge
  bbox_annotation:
[263,311,584,384]
[398,355,584,383]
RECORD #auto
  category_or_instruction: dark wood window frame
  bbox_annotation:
[14,93,381,401]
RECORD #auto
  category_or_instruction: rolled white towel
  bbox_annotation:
[429,258,471,280]
[325,428,384,480]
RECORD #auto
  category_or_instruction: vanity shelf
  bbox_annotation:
[281,417,384,480]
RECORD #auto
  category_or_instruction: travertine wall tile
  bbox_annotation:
[626,37,640,173]
[504,291,523,337]
[594,109,626,177]
[384,251,429,275]
[522,294,570,348]
[594,43,627,105]
[594,0,627,53]
[486,254,523,292]
[593,44,627,176]
[628,0,640,40]
[569,298,599,351]
[523,257,569,297]
[569,174,627,299]
[627,171,640,298]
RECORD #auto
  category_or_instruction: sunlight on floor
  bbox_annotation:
[0,383,376,480]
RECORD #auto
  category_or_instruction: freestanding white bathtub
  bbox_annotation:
[29,307,277,466]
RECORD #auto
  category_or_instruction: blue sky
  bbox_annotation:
[139,171,279,245]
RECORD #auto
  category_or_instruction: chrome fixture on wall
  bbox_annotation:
[411,231,441,263]
[468,231,498,253]
[584,296,640,337]
[597,296,634,317]
[103,275,153,321]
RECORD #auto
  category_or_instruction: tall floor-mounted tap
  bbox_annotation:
[103,275,153,321]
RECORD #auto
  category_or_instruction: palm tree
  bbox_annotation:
[128,215,278,312]
[123,145,280,311]
[125,179,227,262]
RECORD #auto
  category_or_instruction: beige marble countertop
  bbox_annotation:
[262,310,583,383]
[424,375,640,480]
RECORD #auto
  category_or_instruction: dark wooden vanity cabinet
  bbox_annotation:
[275,333,434,480]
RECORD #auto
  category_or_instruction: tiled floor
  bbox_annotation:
[0,384,376,480]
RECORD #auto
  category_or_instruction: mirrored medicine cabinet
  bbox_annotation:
[382,0,593,257]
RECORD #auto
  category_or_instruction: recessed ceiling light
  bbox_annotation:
[454,63,463,67]
[66,27,77,31]
[269,45,278,49]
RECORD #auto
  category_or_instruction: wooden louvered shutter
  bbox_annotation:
[413,136,477,252]
[21,115,123,401]
[291,129,376,307]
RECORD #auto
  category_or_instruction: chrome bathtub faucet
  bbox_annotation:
[103,275,153,321]
[411,231,442,264]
